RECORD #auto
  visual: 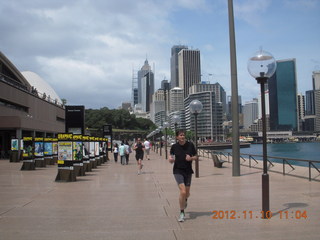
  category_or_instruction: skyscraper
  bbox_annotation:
[312,71,320,90]
[140,71,154,113]
[243,98,259,130]
[268,59,298,131]
[178,49,201,98]
[170,45,188,89]
[137,59,154,105]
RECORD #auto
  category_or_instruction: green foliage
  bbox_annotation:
[85,107,156,131]
[186,130,194,141]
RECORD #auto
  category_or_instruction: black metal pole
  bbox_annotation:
[194,113,199,178]
[160,131,162,157]
[165,128,168,159]
[258,77,270,219]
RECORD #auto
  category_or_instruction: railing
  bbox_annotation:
[198,149,320,182]
[1,73,64,108]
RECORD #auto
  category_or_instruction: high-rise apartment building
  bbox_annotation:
[169,87,184,113]
[140,71,154,113]
[268,59,298,131]
[178,49,201,98]
[243,98,259,130]
[185,91,223,141]
[170,45,188,89]
[189,82,227,117]
[150,89,165,126]
[297,93,305,130]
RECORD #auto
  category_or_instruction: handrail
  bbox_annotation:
[204,149,319,182]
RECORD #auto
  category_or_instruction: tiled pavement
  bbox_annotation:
[0,150,319,240]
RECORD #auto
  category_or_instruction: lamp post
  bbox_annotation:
[189,99,203,178]
[158,126,163,157]
[172,113,180,132]
[163,122,170,159]
[247,48,277,219]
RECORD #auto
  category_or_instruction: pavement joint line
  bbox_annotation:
[0,206,17,216]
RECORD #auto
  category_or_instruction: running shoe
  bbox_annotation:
[178,212,185,222]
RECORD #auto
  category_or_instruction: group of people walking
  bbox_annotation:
[112,138,151,174]
[112,131,198,223]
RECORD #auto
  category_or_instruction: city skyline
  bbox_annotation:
[0,0,319,109]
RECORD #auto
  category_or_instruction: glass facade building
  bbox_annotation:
[268,59,298,131]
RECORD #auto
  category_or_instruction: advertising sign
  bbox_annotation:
[22,137,33,159]
[52,138,58,155]
[82,135,90,160]
[72,134,83,161]
[11,139,19,151]
[57,133,73,164]
[34,138,44,158]
[44,138,53,156]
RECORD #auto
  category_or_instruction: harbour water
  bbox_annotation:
[223,142,320,167]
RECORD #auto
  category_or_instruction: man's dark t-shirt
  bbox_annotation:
[170,141,196,175]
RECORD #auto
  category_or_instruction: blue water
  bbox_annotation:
[224,142,320,167]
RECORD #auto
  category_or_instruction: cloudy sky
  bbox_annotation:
[1,0,319,109]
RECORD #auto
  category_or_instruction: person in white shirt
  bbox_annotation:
[143,139,151,160]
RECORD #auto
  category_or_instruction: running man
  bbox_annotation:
[133,138,145,175]
[169,130,198,222]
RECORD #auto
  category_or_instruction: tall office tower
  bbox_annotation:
[185,91,223,141]
[140,71,154,112]
[226,95,242,121]
[161,79,170,117]
[305,90,315,115]
[137,59,154,105]
[243,98,259,130]
[170,45,188,88]
[268,59,298,131]
[178,49,201,98]
[314,90,320,131]
[169,87,184,113]
[189,82,227,118]
[304,91,316,131]
[132,69,138,107]
[312,71,320,90]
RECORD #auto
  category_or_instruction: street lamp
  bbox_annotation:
[189,99,203,178]
[158,126,163,157]
[163,121,170,159]
[172,113,180,132]
[247,48,277,219]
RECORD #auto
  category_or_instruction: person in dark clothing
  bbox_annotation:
[169,129,197,222]
[133,138,145,175]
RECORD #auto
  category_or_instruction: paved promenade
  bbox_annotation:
[0,150,319,240]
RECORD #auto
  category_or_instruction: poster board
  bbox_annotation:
[89,136,95,159]
[11,139,19,151]
[72,134,83,161]
[57,133,73,165]
[34,138,44,159]
[44,138,53,156]
[82,135,90,161]
[52,138,58,156]
[22,137,33,159]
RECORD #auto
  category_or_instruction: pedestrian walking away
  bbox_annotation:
[143,138,151,160]
[113,143,119,163]
[125,140,131,165]
[134,138,145,175]
[118,141,126,165]
[169,129,198,222]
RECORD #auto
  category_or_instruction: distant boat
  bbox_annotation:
[239,136,254,143]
